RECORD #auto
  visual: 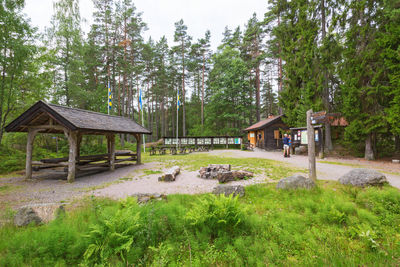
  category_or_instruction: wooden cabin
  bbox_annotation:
[244,115,289,150]
[5,101,151,182]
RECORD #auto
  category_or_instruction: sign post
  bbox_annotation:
[307,109,317,182]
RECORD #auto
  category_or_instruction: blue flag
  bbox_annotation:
[108,81,112,111]
[139,88,142,110]
[177,90,180,111]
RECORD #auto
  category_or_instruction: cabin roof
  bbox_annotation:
[244,115,285,132]
[5,100,151,135]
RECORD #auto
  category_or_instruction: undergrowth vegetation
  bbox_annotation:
[0,182,399,266]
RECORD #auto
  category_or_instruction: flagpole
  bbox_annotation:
[176,89,179,150]
[176,100,179,150]
[107,80,110,115]
[142,110,145,153]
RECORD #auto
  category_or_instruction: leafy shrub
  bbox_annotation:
[186,194,246,237]
[83,197,141,265]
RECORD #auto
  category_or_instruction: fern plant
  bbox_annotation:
[83,197,141,265]
[186,194,245,237]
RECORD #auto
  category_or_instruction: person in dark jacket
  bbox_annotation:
[283,134,290,157]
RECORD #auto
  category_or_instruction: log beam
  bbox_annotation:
[25,128,41,180]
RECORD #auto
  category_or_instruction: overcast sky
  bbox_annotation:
[23,0,268,51]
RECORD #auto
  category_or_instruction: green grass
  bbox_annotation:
[317,160,363,168]
[142,169,162,175]
[0,182,399,266]
[0,185,21,195]
[143,152,305,180]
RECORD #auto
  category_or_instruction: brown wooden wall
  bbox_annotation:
[263,122,289,150]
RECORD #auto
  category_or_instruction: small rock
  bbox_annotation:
[217,170,254,183]
[133,193,167,204]
[14,207,42,227]
[339,168,387,187]
[276,175,316,190]
[212,184,245,197]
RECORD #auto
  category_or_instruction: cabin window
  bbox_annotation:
[274,130,282,139]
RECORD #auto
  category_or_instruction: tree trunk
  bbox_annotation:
[365,133,375,160]
[201,53,205,129]
[277,14,283,115]
[321,0,333,152]
[181,38,186,137]
[161,98,165,137]
[255,62,260,122]
[395,135,400,154]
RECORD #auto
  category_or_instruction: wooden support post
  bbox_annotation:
[319,128,324,159]
[64,130,78,183]
[307,110,317,182]
[25,128,40,180]
[107,134,116,170]
[77,133,82,160]
[226,137,228,149]
[135,134,141,164]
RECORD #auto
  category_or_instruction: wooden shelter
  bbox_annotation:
[5,101,151,182]
[244,115,289,150]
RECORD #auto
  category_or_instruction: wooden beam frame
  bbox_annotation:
[134,133,141,164]
[107,134,116,170]
[64,129,78,183]
[25,128,41,180]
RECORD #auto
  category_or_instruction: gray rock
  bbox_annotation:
[217,170,254,183]
[199,164,231,179]
[276,175,316,190]
[14,203,67,226]
[339,168,387,187]
[295,146,307,155]
[158,166,180,182]
[212,185,245,197]
[14,207,42,227]
[133,193,167,204]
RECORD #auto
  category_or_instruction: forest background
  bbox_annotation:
[1,0,400,162]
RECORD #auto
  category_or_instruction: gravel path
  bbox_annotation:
[208,149,400,188]
[1,150,399,209]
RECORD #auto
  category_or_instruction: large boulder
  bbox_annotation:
[212,185,245,197]
[295,146,307,155]
[339,168,387,187]
[276,175,316,190]
[14,207,42,226]
[217,170,254,183]
[199,164,231,179]
[14,203,66,226]
[158,166,180,182]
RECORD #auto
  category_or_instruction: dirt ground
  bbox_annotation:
[1,149,399,210]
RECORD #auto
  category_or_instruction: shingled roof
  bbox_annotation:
[244,115,285,131]
[5,100,151,135]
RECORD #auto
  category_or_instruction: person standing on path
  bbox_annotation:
[283,133,290,158]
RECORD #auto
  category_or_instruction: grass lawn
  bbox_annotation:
[143,152,306,180]
[0,181,399,266]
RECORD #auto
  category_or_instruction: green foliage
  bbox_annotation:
[83,198,141,264]
[205,47,253,135]
[0,183,399,265]
[186,194,245,237]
